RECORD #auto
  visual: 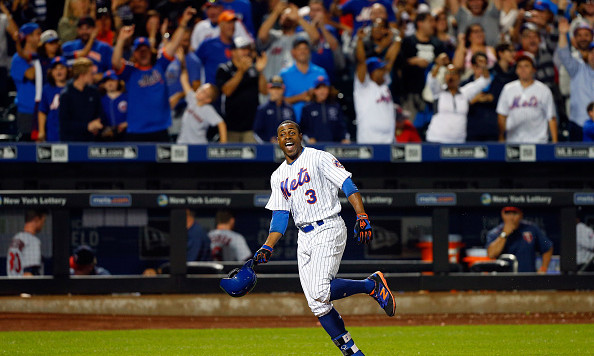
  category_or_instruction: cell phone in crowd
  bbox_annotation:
[117,4,134,26]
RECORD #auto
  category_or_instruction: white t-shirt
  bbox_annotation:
[176,93,223,144]
[208,229,252,262]
[496,80,555,143]
[425,75,490,143]
[353,73,395,144]
[266,147,351,225]
[6,232,42,277]
[577,222,594,265]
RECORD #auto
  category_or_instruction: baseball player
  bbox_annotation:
[209,209,252,261]
[6,209,48,277]
[496,53,558,143]
[254,120,396,356]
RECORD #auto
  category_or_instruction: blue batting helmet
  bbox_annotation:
[220,259,257,297]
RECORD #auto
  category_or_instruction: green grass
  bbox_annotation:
[1,324,593,355]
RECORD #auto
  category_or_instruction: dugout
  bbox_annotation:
[0,142,593,294]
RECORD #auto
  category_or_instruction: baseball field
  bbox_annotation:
[1,312,593,355]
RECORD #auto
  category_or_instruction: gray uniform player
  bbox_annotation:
[209,210,252,261]
[6,209,48,277]
[253,120,396,356]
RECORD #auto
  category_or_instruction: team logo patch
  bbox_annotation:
[118,100,128,113]
[333,159,344,168]
[523,231,534,243]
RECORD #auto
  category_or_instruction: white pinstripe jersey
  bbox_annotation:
[265,147,351,226]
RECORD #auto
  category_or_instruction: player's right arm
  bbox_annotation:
[254,210,289,264]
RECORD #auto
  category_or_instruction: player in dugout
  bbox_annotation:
[253,120,396,355]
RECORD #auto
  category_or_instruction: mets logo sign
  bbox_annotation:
[523,231,534,243]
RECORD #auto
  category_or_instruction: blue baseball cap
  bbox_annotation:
[19,22,40,37]
[366,57,386,74]
[132,37,151,51]
[50,56,68,68]
[313,75,330,88]
[102,69,118,81]
[533,0,558,13]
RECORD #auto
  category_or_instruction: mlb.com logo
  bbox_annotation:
[89,194,132,207]
[157,194,169,207]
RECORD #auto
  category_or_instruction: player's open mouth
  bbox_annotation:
[285,142,294,148]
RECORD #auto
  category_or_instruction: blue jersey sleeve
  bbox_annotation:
[534,227,553,254]
[186,53,202,83]
[341,177,358,197]
[39,85,51,114]
[10,55,29,82]
[270,210,290,235]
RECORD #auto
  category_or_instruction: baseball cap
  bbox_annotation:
[366,57,386,74]
[40,30,59,44]
[533,0,558,13]
[231,36,253,49]
[574,22,594,36]
[515,51,536,67]
[71,245,97,267]
[502,206,522,213]
[102,69,118,81]
[313,75,330,88]
[132,37,151,51]
[394,103,410,121]
[203,0,222,8]
[77,16,96,28]
[268,75,284,89]
[520,22,539,35]
[19,22,40,37]
[218,10,237,23]
[292,37,310,49]
[50,56,67,68]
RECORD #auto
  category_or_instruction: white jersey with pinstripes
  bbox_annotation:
[265,147,351,224]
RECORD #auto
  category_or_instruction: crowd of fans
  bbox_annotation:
[1,0,594,144]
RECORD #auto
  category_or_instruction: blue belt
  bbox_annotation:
[298,214,340,233]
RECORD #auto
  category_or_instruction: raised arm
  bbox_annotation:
[112,25,135,71]
[383,36,402,72]
[355,28,367,83]
[163,7,196,58]
[258,2,287,45]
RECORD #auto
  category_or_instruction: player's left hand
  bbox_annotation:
[354,213,373,244]
[253,245,273,264]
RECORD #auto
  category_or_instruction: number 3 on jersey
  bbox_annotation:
[305,189,317,204]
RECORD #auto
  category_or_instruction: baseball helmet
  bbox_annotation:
[220,259,257,297]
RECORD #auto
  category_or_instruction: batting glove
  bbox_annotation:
[253,245,273,265]
[354,213,373,244]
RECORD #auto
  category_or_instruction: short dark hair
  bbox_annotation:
[588,102,594,113]
[495,42,514,60]
[415,12,431,29]
[471,51,488,65]
[215,209,234,225]
[25,209,48,223]
[277,120,302,134]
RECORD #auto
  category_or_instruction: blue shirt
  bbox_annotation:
[196,37,232,84]
[340,0,396,33]
[10,54,36,114]
[165,52,202,108]
[116,52,174,134]
[583,120,594,141]
[221,0,255,37]
[187,222,212,261]
[38,84,65,142]
[300,101,348,142]
[556,45,594,127]
[280,63,329,123]
[101,92,128,127]
[297,22,338,83]
[485,221,553,272]
[62,39,114,74]
[253,100,296,142]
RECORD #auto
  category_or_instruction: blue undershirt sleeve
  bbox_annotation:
[341,177,358,198]
[270,210,290,235]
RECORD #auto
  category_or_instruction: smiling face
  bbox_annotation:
[277,122,303,163]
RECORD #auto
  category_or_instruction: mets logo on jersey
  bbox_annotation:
[280,168,310,200]
[333,159,344,168]
[523,231,534,243]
